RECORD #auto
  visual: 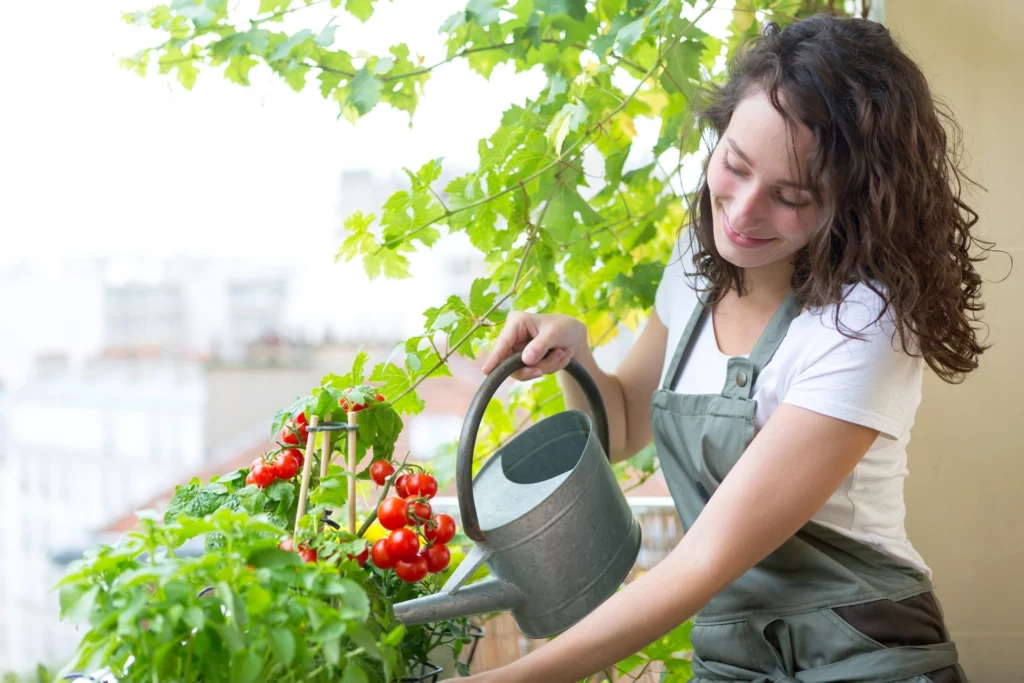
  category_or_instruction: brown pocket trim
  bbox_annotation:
[831,592,948,649]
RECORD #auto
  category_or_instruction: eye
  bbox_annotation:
[722,156,745,177]
[776,193,798,208]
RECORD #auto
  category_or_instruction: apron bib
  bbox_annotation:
[649,291,966,682]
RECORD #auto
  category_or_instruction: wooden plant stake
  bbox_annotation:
[348,410,358,535]
[319,412,334,480]
[295,414,319,537]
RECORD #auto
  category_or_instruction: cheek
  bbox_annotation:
[705,153,735,199]
[775,208,821,244]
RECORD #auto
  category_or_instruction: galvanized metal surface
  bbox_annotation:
[393,351,642,639]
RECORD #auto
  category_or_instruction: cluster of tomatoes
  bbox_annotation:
[368,465,456,583]
[339,391,385,412]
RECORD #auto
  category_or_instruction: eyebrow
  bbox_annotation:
[726,136,810,191]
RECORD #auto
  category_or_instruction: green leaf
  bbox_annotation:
[345,0,377,22]
[364,246,411,279]
[164,479,229,523]
[315,19,338,47]
[344,66,382,116]
[259,0,290,14]
[615,17,646,54]
[269,29,313,61]
[59,584,100,622]
[466,0,501,25]
[341,666,369,683]
[247,547,304,569]
[269,627,296,666]
[543,180,603,242]
[224,54,258,85]
[230,649,262,683]
[535,0,587,21]
[323,636,342,666]
[545,101,589,154]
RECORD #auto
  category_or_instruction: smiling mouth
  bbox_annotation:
[722,212,775,248]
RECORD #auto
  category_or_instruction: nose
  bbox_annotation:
[728,183,764,230]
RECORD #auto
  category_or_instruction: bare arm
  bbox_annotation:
[469,404,879,683]
[557,310,670,462]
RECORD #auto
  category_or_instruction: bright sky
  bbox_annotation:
[0,0,734,269]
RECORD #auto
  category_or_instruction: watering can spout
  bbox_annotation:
[393,545,524,626]
[392,576,525,627]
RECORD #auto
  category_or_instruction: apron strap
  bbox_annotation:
[721,291,802,400]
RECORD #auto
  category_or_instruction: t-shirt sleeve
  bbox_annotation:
[781,288,924,440]
[654,234,694,329]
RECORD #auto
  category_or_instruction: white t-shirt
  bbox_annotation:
[653,237,930,576]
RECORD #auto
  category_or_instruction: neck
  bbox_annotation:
[738,259,795,303]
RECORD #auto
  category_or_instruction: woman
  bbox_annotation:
[467,13,987,683]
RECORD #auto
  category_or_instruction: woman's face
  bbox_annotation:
[706,89,822,273]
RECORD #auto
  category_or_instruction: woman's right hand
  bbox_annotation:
[481,311,588,381]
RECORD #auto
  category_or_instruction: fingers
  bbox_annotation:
[482,312,530,375]
[515,347,573,380]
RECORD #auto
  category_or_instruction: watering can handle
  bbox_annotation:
[457,349,610,543]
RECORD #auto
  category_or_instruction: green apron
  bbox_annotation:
[649,291,966,682]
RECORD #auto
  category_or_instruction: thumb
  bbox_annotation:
[521,338,549,365]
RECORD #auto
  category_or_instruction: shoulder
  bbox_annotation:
[781,282,923,439]
[802,281,917,354]
[655,232,704,327]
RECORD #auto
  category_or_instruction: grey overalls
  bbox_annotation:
[650,291,967,682]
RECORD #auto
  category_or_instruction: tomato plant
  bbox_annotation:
[58,379,479,682]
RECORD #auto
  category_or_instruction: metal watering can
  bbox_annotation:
[393,350,642,638]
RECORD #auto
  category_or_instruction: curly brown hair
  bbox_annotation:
[685,14,997,383]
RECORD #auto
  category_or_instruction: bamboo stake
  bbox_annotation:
[348,410,358,535]
[319,413,334,480]
[295,414,319,537]
[318,413,333,531]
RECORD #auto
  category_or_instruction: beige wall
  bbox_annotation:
[885,2,1024,680]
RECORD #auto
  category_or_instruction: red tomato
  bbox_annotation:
[293,421,308,445]
[294,411,308,428]
[249,463,276,488]
[371,538,394,569]
[422,544,451,573]
[407,473,438,499]
[272,453,299,480]
[378,497,409,530]
[369,460,395,486]
[424,514,456,545]
[245,471,257,487]
[394,474,411,498]
[281,448,304,468]
[394,556,429,583]
[347,547,369,567]
[405,496,432,524]
[279,426,299,446]
[374,393,385,402]
[298,546,317,563]
[279,537,294,552]
[386,528,420,562]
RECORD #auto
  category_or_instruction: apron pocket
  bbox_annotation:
[753,608,887,673]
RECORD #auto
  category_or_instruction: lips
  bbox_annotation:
[723,212,775,249]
